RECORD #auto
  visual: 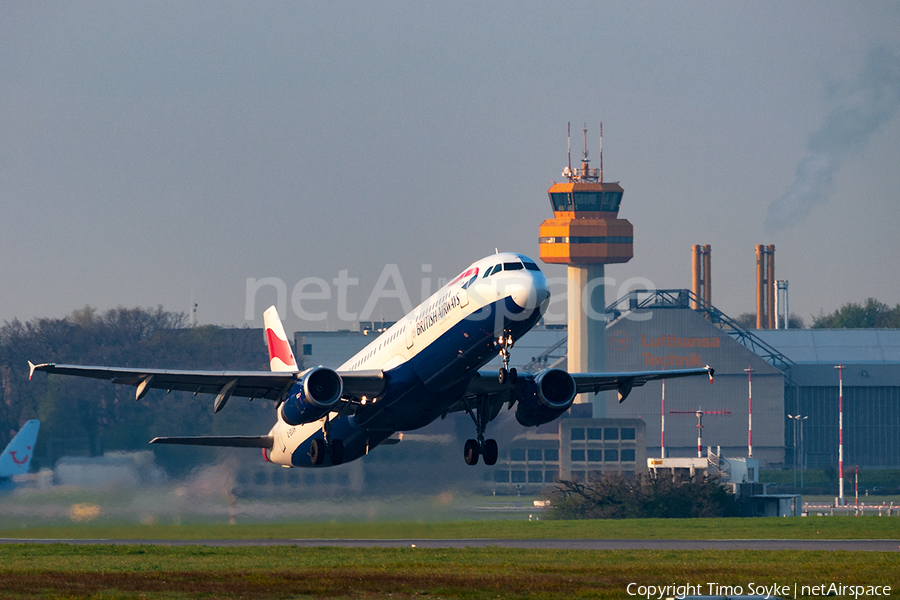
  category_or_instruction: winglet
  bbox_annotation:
[707,365,715,384]
[263,306,298,372]
[28,361,36,381]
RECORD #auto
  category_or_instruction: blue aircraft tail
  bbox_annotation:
[0,420,40,477]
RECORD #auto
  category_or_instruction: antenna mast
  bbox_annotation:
[599,121,603,182]
[582,123,589,163]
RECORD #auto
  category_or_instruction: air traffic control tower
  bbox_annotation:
[539,126,634,414]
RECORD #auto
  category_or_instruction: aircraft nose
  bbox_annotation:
[510,272,550,311]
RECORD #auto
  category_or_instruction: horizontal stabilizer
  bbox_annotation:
[149,435,274,449]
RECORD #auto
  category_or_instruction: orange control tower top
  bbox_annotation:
[539,125,634,265]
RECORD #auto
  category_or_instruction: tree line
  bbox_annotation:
[735,297,900,330]
[811,298,900,329]
[0,306,276,476]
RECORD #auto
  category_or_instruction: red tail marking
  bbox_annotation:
[266,328,294,365]
[10,450,29,466]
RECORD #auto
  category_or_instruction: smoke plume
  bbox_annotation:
[765,47,900,231]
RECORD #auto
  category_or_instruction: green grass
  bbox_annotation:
[1,516,899,541]
[1,517,898,599]
[3,489,899,598]
[1,545,898,599]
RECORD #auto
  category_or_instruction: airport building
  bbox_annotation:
[277,290,900,496]
[240,133,900,495]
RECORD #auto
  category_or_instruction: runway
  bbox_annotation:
[2,538,898,551]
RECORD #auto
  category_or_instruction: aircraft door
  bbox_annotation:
[459,270,477,309]
[406,318,415,349]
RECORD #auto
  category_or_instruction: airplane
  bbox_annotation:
[0,419,40,480]
[29,252,713,468]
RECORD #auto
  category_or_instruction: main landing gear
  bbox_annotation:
[463,395,498,466]
[497,331,517,386]
[309,414,344,466]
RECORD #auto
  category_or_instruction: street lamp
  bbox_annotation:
[788,414,808,488]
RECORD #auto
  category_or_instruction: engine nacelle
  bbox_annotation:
[515,368,577,427]
[279,367,343,426]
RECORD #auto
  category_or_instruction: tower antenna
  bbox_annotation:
[599,122,603,182]
[582,123,589,162]
[567,122,572,178]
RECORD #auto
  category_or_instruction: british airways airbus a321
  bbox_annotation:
[30,252,712,468]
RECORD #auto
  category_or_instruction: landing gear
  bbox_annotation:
[482,438,498,465]
[498,366,517,386]
[330,439,344,465]
[496,331,517,385]
[464,438,480,466]
[309,414,344,466]
[309,438,326,465]
[463,437,498,466]
[462,395,499,466]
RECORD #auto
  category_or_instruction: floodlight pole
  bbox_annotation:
[744,366,753,458]
[836,364,845,505]
[788,414,798,488]
[661,378,666,459]
[799,415,807,489]
[789,414,808,489]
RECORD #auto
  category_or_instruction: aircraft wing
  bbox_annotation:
[571,366,714,402]
[455,365,714,413]
[28,362,386,411]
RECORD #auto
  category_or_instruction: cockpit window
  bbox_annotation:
[503,262,524,271]
[482,264,498,278]
[523,261,541,271]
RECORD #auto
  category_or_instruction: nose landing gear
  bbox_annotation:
[497,331,518,386]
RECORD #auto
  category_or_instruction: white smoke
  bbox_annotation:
[765,47,900,231]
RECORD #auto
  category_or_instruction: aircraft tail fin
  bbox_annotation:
[263,306,298,372]
[0,420,40,477]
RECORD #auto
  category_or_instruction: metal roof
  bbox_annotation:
[753,329,900,364]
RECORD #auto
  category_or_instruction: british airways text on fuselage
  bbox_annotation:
[416,290,462,336]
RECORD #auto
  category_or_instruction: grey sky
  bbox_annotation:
[2,2,899,334]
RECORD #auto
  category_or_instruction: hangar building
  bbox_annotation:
[278,290,900,495]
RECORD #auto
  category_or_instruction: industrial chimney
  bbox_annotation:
[755,244,775,329]
[691,245,711,309]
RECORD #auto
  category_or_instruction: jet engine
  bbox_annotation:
[515,368,577,427]
[279,367,343,426]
